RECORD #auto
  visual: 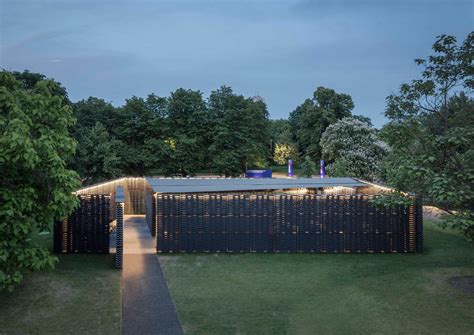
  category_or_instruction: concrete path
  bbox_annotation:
[122,215,183,335]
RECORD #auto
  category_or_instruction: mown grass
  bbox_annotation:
[0,230,121,335]
[160,220,474,335]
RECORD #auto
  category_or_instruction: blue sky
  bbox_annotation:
[1,0,472,127]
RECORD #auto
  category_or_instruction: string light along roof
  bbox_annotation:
[145,177,367,194]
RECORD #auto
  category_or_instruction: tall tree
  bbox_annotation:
[71,97,117,136]
[269,119,296,164]
[320,117,387,180]
[74,122,122,184]
[114,95,167,175]
[0,71,79,291]
[208,86,270,176]
[382,33,474,239]
[162,88,208,176]
[289,87,353,160]
[269,119,293,146]
[10,70,69,104]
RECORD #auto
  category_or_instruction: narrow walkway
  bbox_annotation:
[122,215,183,335]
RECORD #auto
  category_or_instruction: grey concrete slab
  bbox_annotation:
[122,216,183,335]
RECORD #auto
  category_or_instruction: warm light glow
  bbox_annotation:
[74,177,147,195]
[323,186,355,195]
[354,179,399,193]
[284,188,309,195]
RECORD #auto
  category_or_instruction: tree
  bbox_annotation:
[69,97,123,180]
[0,71,79,291]
[289,87,353,160]
[114,95,166,175]
[208,86,271,176]
[273,143,299,165]
[300,155,317,178]
[71,97,117,136]
[10,70,69,104]
[269,119,293,145]
[161,88,209,176]
[381,33,474,239]
[320,117,387,180]
[352,114,373,126]
[74,122,122,184]
[269,119,297,164]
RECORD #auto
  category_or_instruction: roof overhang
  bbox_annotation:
[146,177,367,194]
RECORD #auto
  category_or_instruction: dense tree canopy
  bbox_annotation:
[269,119,297,165]
[320,117,387,180]
[382,33,474,239]
[289,87,353,160]
[162,89,209,175]
[74,122,122,184]
[69,85,271,179]
[71,97,117,137]
[208,87,270,176]
[10,70,69,103]
[0,72,79,291]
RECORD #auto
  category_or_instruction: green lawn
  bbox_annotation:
[1,220,472,335]
[160,220,474,335]
[0,232,121,335]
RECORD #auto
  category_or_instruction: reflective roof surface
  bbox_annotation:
[146,177,367,193]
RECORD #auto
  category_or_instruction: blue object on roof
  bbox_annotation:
[245,169,272,178]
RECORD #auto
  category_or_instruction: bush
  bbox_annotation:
[300,156,317,178]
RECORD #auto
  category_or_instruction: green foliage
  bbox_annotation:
[208,86,271,177]
[289,86,353,159]
[71,97,117,136]
[71,86,270,178]
[352,114,373,126]
[10,70,69,104]
[269,119,293,147]
[74,122,122,184]
[382,32,474,240]
[300,156,317,178]
[441,211,474,241]
[0,71,80,291]
[273,143,298,165]
[116,95,166,175]
[161,89,209,176]
[320,117,387,180]
[370,191,414,209]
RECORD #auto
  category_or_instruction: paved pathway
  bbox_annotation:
[122,215,183,335]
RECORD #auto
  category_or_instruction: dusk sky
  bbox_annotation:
[1,0,472,127]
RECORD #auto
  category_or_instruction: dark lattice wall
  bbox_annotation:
[155,193,423,253]
[54,194,111,253]
[75,177,152,215]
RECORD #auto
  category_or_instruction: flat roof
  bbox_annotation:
[146,177,367,193]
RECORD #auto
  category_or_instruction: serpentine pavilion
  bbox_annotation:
[54,177,423,268]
